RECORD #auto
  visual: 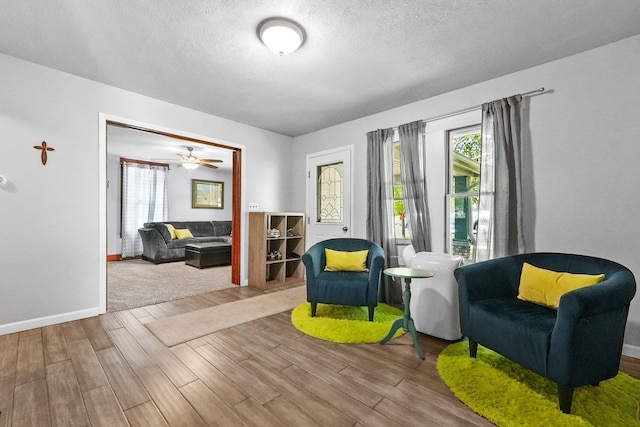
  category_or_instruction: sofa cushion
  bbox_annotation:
[187,221,216,237]
[469,298,557,376]
[165,224,177,239]
[174,229,194,239]
[212,220,232,236]
[518,262,604,308]
[145,222,187,242]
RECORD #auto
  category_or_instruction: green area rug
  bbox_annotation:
[291,302,404,343]
[437,340,640,427]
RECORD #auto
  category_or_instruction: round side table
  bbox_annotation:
[380,267,434,359]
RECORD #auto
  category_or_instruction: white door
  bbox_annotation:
[306,146,353,246]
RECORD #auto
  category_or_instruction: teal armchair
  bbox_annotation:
[302,238,385,321]
[454,252,636,413]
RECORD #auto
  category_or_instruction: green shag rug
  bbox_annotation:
[290,302,405,343]
[437,340,640,427]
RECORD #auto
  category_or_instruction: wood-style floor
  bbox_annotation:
[1,284,638,427]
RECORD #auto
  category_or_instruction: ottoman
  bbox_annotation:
[185,242,232,268]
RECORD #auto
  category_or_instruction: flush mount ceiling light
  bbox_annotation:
[258,17,305,56]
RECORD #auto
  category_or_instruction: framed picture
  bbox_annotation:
[191,179,224,209]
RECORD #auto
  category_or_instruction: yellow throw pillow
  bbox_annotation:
[518,262,604,308]
[165,224,177,239]
[174,228,194,239]
[324,248,369,272]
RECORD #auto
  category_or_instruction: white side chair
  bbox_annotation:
[402,245,464,340]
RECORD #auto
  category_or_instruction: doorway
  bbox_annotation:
[306,146,353,246]
[100,116,243,313]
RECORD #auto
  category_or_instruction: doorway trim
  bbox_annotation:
[99,113,246,313]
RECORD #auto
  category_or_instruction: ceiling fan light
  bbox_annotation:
[258,18,305,56]
[182,162,199,170]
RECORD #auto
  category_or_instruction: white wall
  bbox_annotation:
[291,35,640,356]
[168,168,232,221]
[0,53,293,333]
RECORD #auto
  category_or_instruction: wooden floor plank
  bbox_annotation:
[62,320,87,343]
[0,333,18,377]
[171,343,247,406]
[241,356,356,427]
[137,335,198,387]
[272,345,384,408]
[263,394,326,427]
[124,401,170,427]
[134,365,208,427]
[12,378,51,427]
[15,332,45,386]
[46,360,90,427]
[66,338,109,392]
[0,374,15,426]
[81,316,115,352]
[107,328,155,372]
[96,347,151,411]
[179,380,248,427]
[233,397,283,427]
[204,333,254,362]
[281,364,403,427]
[83,385,129,427]
[42,325,70,365]
[195,343,280,405]
[114,310,154,340]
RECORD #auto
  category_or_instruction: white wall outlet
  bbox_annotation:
[248,202,259,211]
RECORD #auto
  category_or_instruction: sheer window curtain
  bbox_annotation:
[121,161,169,258]
[398,120,431,253]
[475,95,526,261]
[366,128,402,303]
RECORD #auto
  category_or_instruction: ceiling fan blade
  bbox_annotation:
[200,159,223,163]
[201,163,218,169]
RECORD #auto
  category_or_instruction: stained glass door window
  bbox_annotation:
[316,162,343,223]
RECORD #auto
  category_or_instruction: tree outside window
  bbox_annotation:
[449,126,481,260]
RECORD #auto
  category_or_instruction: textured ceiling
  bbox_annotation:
[1,1,639,136]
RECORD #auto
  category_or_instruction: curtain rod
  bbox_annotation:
[413,87,546,127]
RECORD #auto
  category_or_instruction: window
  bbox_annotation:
[392,136,411,241]
[120,159,169,258]
[447,125,481,260]
[316,162,343,223]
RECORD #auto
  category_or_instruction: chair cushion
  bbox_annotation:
[518,262,604,308]
[315,271,370,305]
[324,249,369,272]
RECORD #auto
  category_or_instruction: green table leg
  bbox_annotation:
[379,277,425,360]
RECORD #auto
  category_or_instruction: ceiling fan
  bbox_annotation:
[176,147,222,170]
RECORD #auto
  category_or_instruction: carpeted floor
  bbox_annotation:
[107,259,234,312]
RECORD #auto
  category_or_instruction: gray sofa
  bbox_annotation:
[138,220,232,264]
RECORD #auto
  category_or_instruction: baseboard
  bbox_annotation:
[622,343,640,359]
[107,254,122,262]
[0,307,100,336]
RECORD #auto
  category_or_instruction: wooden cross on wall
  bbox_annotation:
[34,141,55,165]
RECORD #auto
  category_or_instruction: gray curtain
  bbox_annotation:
[366,128,401,303]
[475,95,526,261]
[398,120,431,253]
